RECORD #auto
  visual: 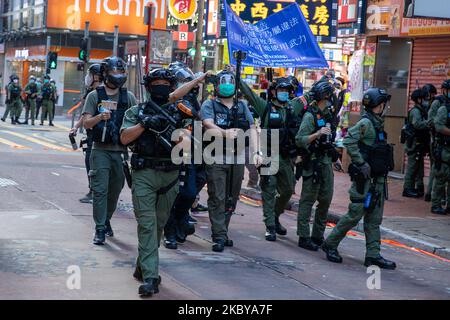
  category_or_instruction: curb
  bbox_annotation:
[240,187,450,261]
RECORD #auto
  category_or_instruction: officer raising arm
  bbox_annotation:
[322,88,397,270]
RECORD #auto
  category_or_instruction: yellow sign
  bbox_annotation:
[244,67,254,74]
[169,0,197,21]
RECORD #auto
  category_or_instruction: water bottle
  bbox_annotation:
[325,123,331,144]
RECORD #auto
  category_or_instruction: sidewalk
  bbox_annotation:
[240,169,450,260]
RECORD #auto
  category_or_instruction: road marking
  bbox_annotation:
[32,133,58,143]
[51,172,60,176]
[0,137,31,150]
[53,123,70,131]
[0,178,18,187]
[1,130,74,152]
[62,165,85,170]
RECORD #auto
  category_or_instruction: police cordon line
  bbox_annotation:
[67,54,450,298]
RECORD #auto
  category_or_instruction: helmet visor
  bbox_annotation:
[219,74,235,85]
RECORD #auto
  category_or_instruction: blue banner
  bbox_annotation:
[225,2,328,68]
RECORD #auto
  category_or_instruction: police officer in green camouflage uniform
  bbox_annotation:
[121,68,208,297]
[423,84,438,202]
[296,81,337,251]
[402,88,431,198]
[40,75,55,126]
[82,56,137,245]
[1,75,22,125]
[239,77,304,241]
[202,70,257,251]
[24,75,40,125]
[322,88,397,269]
[430,79,450,215]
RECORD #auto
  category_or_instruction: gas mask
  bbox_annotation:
[106,73,127,89]
[150,85,171,105]
[217,73,236,98]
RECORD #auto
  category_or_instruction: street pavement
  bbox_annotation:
[0,111,449,300]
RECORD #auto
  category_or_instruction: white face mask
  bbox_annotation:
[85,74,93,87]
[13,79,18,84]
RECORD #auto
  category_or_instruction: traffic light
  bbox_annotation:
[79,38,89,62]
[48,52,58,69]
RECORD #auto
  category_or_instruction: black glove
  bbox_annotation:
[358,162,371,180]
[139,114,167,131]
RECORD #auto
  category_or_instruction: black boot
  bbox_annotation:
[416,186,424,198]
[275,217,287,236]
[402,188,419,198]
[298,237,319,251]
[424,193,431,202]
[133,265,143,282]
[15,117,22,124]
[1,117,5,122]
[212,239,225,252]
[311,236,324,247]
[79,192,93,203]
[445,207,450,215]
[139,277,161,297]
[105,220,114,237]
[11,118,16,125]
[224,239,234,247]
[93,229,105,245]
[431,206,446,215]
[265,226,276,241]
[364,256,396,270]
[49,121,54,127]
[321,243,343,263]
[164,224,178,250]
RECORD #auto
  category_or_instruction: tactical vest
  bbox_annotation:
[409,105,430,145]
[261,101,302,156]
[28,83,38,98]
[10,84,21,99]
[358,114,394,177]
[41,83,53,99]
[131,102,180,158]
[212,100,250,131]
[92,86,129,145]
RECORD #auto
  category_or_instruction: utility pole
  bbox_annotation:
[144,4,153,74]
[45,35,51,75]
[113,25,119,56]
[193,0,205,73]
[82,21,90,98]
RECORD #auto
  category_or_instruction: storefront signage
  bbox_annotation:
[338,0,358,23]
[366,0,392,36]
[226,0,338,43]
[431,59,448,76]
[46,0,168,35]
[15,50,29,59]
[150,29,173,64]
[338,0,366,37]
[168,0,197,21]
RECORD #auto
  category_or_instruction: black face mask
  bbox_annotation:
[106,74,127,89]
[150,85,171,105]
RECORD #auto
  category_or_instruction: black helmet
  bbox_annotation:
[286,75,299,90]
[362,88,391,109]
[442,79,450,90]
[275,78,294,91]
[101,56,127,88]
[10,74,18,81]
[168,61,188,70]
[313,81,334,101]
[169,66,195,84]
[89,63,102,76]
[422,83,437,96]
[411,88,426,103]
[143,68,176,87]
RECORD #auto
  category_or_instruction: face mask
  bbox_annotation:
[422,100,430,108]
[277,92,289,102]
[85,74,94,88]
[106,73,127,89]
[30,79,35,83]
[13,79,18,84]
[150,85,171,104]
[44,79,49,84]
[218,83,235,98]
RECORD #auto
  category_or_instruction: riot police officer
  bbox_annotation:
[120,68,208,297]
[24,75,40,125]
[402,88,431,198]
[239,76,304,241]
[423,84,438,202]
[163,63,207,249]
[2,75,23,125]
[322,88,396,269]
[40,75,55,126]
[201,70,258,252]
[296,81,337,251]
[82,56,137,245]
[430,79,450,215]
[70,63,104,203]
